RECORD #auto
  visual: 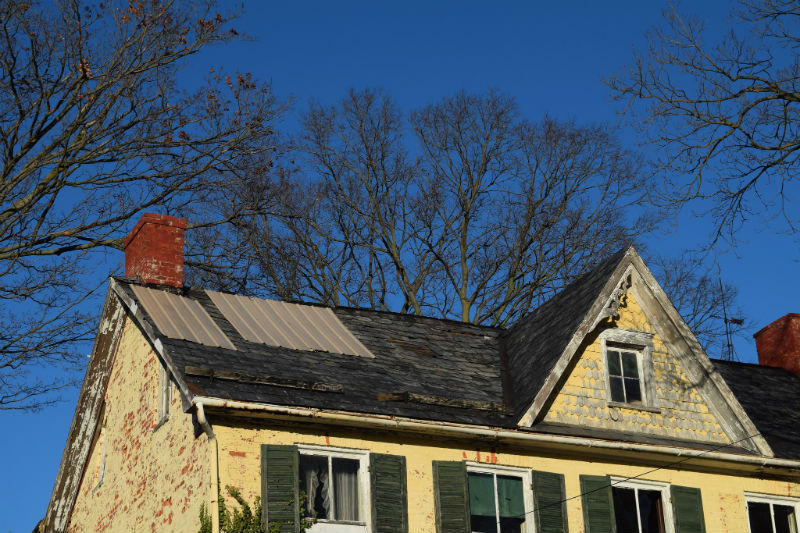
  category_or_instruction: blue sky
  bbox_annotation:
[3,1,799,531]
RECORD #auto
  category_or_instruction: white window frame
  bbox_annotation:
[92,416,107,493]
[465,462,535,533]
[609,477,675,533]
[297,444,371,533]
[601,329,659,411]
[744,492,800,533]
[155,358,171,427]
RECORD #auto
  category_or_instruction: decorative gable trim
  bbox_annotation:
[516,248,773,457]
[625,255,772,457]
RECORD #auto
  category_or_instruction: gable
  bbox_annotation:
[512,248,772,456]
[540,290,732,445]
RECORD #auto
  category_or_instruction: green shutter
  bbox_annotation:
[370,453,408,533]
[432,461,470,533]
[533,470,568,533]
[671,485,706,533]
[580,475,616,533]
[260,444,299,533]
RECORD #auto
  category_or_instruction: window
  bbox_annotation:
[156,358,171,426]
[746,494,799,533]
[466,464,533,533]
[610,478,674,533]
[92,415,107,493]
[298,445,370,532]
[607,348,642,403]
[581,476,704,533]
[601,329,657,408]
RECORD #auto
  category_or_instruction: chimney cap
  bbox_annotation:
[753,313,800,339]
[123,213,187,250]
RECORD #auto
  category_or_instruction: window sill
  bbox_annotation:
[152,415,169,432]
[305,520,366,533]
[608,401,662,414]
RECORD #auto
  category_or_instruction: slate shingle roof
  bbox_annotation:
[713,360,800,461]
[114,248,800,460]
[504,249,628,419]
[116,281,514,427]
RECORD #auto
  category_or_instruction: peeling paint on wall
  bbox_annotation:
[212,418,799,533]
[67,319,209,533]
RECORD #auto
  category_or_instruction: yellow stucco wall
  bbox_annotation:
[542,291,730,444]
[68,318,209,533]
[214,418,799,533]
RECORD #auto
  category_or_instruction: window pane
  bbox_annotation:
[748,501,774,533]
[612,487,639,533]
[497,475,525,533]
[299,454,330,519]
[497,475,525,519]
[622,352,639,378]
[468,472,496,519]
[608,350,622,376]
[638,489,665,533]
[610,377,626,402]
[499,516,524,533]
[470,515,497,533]
[625,378,642,403]
[774,504,797,533]
[332,458,360,521]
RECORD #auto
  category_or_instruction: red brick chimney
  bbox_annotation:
[123,213,187,287]
[754,313,800,376]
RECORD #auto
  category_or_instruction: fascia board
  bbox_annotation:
[626,253,773,457]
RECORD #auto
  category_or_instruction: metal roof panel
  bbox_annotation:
[206,290,374,357]
[131,286,236,350]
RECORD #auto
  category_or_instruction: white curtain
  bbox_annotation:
[333,459,359,521]
[301,458,330,519]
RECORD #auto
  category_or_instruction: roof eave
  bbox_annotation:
[192,395,800,478]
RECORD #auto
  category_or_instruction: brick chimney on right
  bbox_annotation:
[754,313,800,376]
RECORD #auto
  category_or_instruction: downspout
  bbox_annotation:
[196,402,219,533]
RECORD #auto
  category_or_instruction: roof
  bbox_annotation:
[115,281,513,428]
[713,360,800,461]
[504,248,628,419]
[108,248,800,460]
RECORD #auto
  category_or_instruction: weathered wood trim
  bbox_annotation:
[184,365,344,393]
[626,255,773,456]
[376,391,507,412]
[42,285,126,533]
[517,251,636,426]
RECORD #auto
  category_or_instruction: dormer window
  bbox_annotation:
[607,348,642,403]
[602,329,658,410]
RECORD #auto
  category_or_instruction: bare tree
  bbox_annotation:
[608,0,800,242]
[194,89,653,327]
[0,0,282,409]
[649,253,747,360]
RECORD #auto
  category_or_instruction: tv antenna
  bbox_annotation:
[716,278,743,361]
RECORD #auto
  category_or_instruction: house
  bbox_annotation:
[41,213,800,533]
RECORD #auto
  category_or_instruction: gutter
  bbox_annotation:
[195,402,220,533]
[192,396,800,474]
